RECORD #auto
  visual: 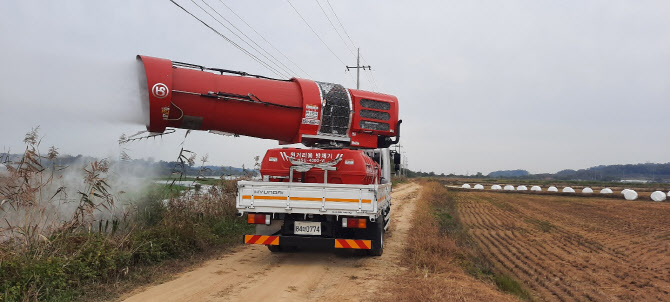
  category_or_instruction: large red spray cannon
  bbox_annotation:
[137,55,400,149]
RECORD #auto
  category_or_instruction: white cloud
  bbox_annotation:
[1,0,669,174]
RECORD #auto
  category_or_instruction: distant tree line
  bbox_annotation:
[405,162,670,182]
[404,170,485,179]
[1,153,256,178]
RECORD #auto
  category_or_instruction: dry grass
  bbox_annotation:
[402,182,460,273]
[0,128,252,301]
[457,191,670,301]
[378,181,519,302]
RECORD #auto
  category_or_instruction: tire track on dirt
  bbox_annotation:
[121,183,421,302]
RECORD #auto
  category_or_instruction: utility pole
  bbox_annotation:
[404,154,408,177]
[346,48,371,89]
[395,144,404,176]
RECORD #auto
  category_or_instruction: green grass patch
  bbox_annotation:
[494,274,532,300]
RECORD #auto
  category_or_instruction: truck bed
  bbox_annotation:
[236,181,391,219]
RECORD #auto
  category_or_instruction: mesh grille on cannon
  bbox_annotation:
[316,82,351,136]
[360,109,390,121]
[360,99,391,110]
[359,120,390,131]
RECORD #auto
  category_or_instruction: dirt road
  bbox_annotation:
[121,182,421,302]
[457,191,670,301]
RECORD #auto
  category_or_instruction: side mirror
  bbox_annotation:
[393,152,401,165]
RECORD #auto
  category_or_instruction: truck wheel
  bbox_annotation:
[369,219,384,256]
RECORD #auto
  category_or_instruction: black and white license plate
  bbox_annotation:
[294,221,321,235]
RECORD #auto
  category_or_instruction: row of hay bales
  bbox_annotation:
[460,183,670,202]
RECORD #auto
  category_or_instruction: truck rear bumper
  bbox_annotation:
[243,234,371,250]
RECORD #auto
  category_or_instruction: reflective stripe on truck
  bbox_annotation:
[242,235,372,250]
[334,239,372,250]
[241,195,372,203]
[244,235,279,245]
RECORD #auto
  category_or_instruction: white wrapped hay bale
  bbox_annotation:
[491,185,502,190]
[547,186,558,192]
[582,187,593,193]
[530,186,541,191]
[650,191,667,202]
[623,190,638,201]
[474,184,484,190]
[600,188,613,194]
[562,187,575,193]
[504,185,515,191]
[667,191,670,197]
[461,184,471,189]
[517,185,528,191]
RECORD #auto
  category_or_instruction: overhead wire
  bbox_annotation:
[285,0,346,66]
[323,0,381,91]
[216,0,312,78]
[285,0,356,86]
[168,0,285,78]
[315,0,356,58]
[316,0,379,92]
[200,0,296,77]
[325,0,358,51]
[190,0,290,78]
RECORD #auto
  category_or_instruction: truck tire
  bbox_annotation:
[369,218,384,256]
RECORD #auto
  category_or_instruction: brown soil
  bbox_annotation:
[456,191,670,301]
[377,181,518,302]
[120,183,424,302]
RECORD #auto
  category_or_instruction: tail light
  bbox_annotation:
[341,217,367,229]
[248,213,271,225]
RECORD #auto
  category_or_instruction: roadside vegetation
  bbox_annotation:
[0,128,252,302]
[387,181,530,301]
[391,175,408,185]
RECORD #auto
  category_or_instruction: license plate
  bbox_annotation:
[294,221,321,235]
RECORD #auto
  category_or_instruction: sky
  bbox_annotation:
[0,0,669,175]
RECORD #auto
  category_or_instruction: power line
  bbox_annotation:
[363,66,379,91]
[316,0,375,89]
[324,0,381,91]
[362,57,379,91]
[317,0,379,92]
[356,52,381,91]
[190,0,290,78]
[315,0,355,57]
[285,0,348,68]
[216,0,312,78]
[325,0,357,50]
[168,0,285,78]
[201,0,296,77]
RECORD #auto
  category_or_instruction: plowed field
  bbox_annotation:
[456,191,670,301]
